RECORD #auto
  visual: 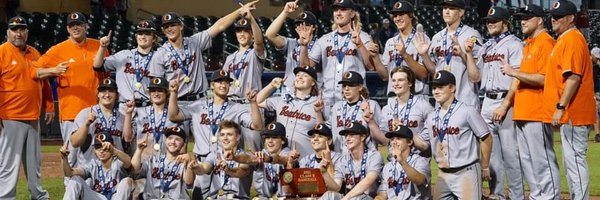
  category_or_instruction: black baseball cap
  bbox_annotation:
[293,66,318,81]
[430,70,456,86]
[385,125,413,139]
[339,121,368,136]
[98,78,118,91]
[549,0,577,17]
[441,0,466,9]
[161,12,182,27]
[210,69,234,82]
[482,7,510,21]
[94,132,114,148]
[331,0,356,10]
[390,1,415,14]
[308,123,333,138]
[338,71,364,85]
[135,20,157,33]
[165,126,186,140]
[67,12,87,25]
[294,11,318,26]
[234,17,251,30]
[515,4,546,18]
[263,122,286,138]
[148,77,168,90]
[8,16,27,29]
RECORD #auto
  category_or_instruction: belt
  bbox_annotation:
[485,91,508,100]
[229,98,247,104]
[178,93,205,101]
[439,160,478,173]
[134,99,150,107]
[196,153,209,162]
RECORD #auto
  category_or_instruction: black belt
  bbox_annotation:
[485,91,508,100]
[134,99,150,107]
[439,160,478,173]
[195,153,209,162]
[178,93,205,101]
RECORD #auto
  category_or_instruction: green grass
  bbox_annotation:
[17,133,600,198]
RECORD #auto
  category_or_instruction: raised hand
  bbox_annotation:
[464,36,476,54]
[125,99,135,114]
[169,79,180,93]
[414,31,430,55]
[350,20,363,46]
[86,108,96,126]
[137,133,148,150]
[360,98,373,123]
[223,148,235,161]
[283,0,299,14]
[270,77,286,89]
[59,142,70,159]
[366,42,379,57]
[246,89,258,103]
[313,92,324,112]
[450,35,464,57]
[99,30,112,48]
[395,40,407,56]
[297,24,314,46]
[101,141,114,153]
[239,0,259,17]
[289,144,300,162]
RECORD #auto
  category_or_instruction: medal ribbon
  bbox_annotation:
[167,38,191,75]
[393,28,417,66]
[442,23,464,67]
[229,49,251,80]
[393,94,414,125]
[333,32,351,63]
[392,152,415,196]
[159,153,180,193]
[435,99,458,142]
[348,147,368,186]
[341,99,363,128]
[208,100,229,136]
[96,160,114,199]
[95,105,118,134]
[133,50,154,83]
[150,106,168,146]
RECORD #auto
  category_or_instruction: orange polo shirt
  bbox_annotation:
[542,28,596,125]
[513,31,554,122]
[35,38,109,121]
[0,42,53,120]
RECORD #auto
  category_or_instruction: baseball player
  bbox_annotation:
[375,125,430,200]
[265,0,319,90]
[300,0,375,116]
[93,19,159,107]
[0,16,64,199]
[498,4,560,199]
[131,127,197,199]
[70,78,132,167]
[592,47,600,140]
[167,69,263,198]
[465,6,524,200]
[370,0,430,96]
[414,0,483,107]
[544,1,596,199]
[224,15,265,99]
[298,123,341,170]
[328,71,383,152]
[320,121,384,199]
[256,66,323,157]
[60,132,134,200]
[423,70,492,199]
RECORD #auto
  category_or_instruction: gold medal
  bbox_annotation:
[184,76,191,83]
[211,136,217,144]
[444,65,451,71]
[218,189,225,196]
[135,82,142,90]
[234,80,240,87]
[336,63,343,70]
[153,143,160,151]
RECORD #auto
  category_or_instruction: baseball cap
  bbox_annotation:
[161,12,182,27]
[8,16,27,29]
[331,0,356,10]
[262,122,286,137]
[98,78,118,91]
[234,17,251,30]
[308,123,333,138]
[591,47,600,59]
[549,0,577,17]
[93,132,114,148]
[148,77,168,90]
[135,20,157,33]
[390,1,415,14]
[67,12,87,25]
[339,121,368,136]
[165,126,186,140]
[293,66,318,81]
[338,71,364,85]
[294,11,318,26]
[515,4,545,18]
[382,18,390,24]
[385,125,413,139]
[430,70,456,86]
[441,0,466,9]
[482,6,510,21]
[210,69,234,82]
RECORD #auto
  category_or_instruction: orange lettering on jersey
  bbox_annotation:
[123,62,151,77]
[199,113,211,125]
[151,167,182,180]
[337,116,364,127]
[93,123,123,137]
[325,46,358,57]
[279,106,311,121]
[482,53,505,63]
[92,179,117,193]
[434,46,460,58]
[169,53,196,71]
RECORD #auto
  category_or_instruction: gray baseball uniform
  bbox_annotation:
[380,95,433,143]
[254,148,290,198]
[334,148,384,197]
[102,49,154,102]
[423,100,490,199]
[327,99,382,152]
[278,37,319,89]
[298,151,342,169]
[429,24,482,107]
[63,158,133,200]
[378,154,431,200]
[265,96,319,157]
[223,48,265,98]
[131,105,181,159]
[309,31,371,113]
[382,33,430,94]
[148,30,212,97]
[476,33,524,200]
[71,105,127,167]
[139,153,192,199]
[203,150,252,199]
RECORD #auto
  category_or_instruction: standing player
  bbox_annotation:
[265,0,318,89]
[370,0,430,95]
[465,6,524,200]
[414,0,483,107]
[424,70,492,199]
[545,1,596,199]
[498,4,560,199]
[300,0,375,115]
[93,20,159,107]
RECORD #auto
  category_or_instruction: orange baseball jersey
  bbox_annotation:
[35,38,109,121]
[0,42,53,120]
[542,29,596,125]
[513,31,554,121]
